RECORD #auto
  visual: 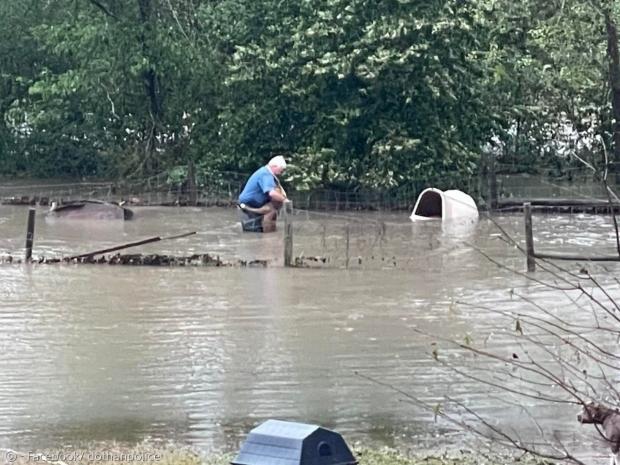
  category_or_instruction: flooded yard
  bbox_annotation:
[0,204,619,462]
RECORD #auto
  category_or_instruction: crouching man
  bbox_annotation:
[238,155,288,233]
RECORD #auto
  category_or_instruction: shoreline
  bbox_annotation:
[0,443,554,465]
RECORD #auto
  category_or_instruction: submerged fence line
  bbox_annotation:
[522,202,620,272]
[5,199,620,271]
[0,201,474,270]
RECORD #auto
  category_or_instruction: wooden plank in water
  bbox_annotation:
[67,231,196,260]
[534,252,620,261]
[498,198,620,213]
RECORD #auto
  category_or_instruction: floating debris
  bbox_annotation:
[1,253,233,267]
[238,259,269,267]
[47,199,133,220]
[1,196,46,206]
[294,255,328,267]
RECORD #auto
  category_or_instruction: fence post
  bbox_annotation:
[524,202,536,272]
[25,208,36,262]
[488,152,498,211]
[187,159,197,206]
[345,224,350,269]
[284,201,294,267]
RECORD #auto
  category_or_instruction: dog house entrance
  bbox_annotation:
[413,190,442,218]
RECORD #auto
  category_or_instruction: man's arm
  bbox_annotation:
[258,170,288,203]
[239,203,275,215]
[268,188,287,203]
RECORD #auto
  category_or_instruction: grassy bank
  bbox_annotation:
[2,444,552,465]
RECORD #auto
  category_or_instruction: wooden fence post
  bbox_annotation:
[187,159,197,206]
[488,152,498,211]
[524,202,536,272]
[345,224,350,269]
[284,201,294,267]
[25,208,36,262]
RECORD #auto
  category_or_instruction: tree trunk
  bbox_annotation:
[138,0,162,174]
[605,10,620,184]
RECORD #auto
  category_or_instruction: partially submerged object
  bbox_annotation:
[410,188,478,221]
[47,200,134,220]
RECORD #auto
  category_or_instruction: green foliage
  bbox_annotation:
[0,0,618,190]
[216,0,495,189]
[477,0,610,174]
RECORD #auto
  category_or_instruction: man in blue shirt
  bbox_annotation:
[238,155,288,232]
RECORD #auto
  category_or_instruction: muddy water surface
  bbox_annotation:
[0,205,618,461]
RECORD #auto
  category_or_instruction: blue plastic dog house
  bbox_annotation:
[231,419,358,465]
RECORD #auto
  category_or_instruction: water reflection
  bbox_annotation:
[440,216,479,240]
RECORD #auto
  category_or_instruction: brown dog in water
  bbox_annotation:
[578,402,620,465]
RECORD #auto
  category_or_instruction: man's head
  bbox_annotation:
[268,155,287,175]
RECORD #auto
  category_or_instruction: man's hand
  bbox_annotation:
[269,188,287,203]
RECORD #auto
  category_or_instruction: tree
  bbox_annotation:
[3,0,223,178]
[2,0,620,198]
[220,0,499,190]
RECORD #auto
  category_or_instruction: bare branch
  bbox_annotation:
[355,371,588,464]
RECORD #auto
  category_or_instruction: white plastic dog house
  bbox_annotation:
[410,188,478,221]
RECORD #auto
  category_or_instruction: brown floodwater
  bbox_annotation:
[0,205,619,462]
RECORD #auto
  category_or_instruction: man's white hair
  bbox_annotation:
[268,155,287,169]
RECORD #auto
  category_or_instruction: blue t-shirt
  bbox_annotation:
[239,166,277,208]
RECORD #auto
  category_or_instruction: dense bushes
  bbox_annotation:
[0,0,615,189]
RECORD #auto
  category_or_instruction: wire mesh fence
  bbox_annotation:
[496,171,615,201]
[0,172,483,211]
[286,208,490,271]
[1,164,618,212]
[1,193,618,270]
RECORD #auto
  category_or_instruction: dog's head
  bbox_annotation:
[578,402,612,424]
